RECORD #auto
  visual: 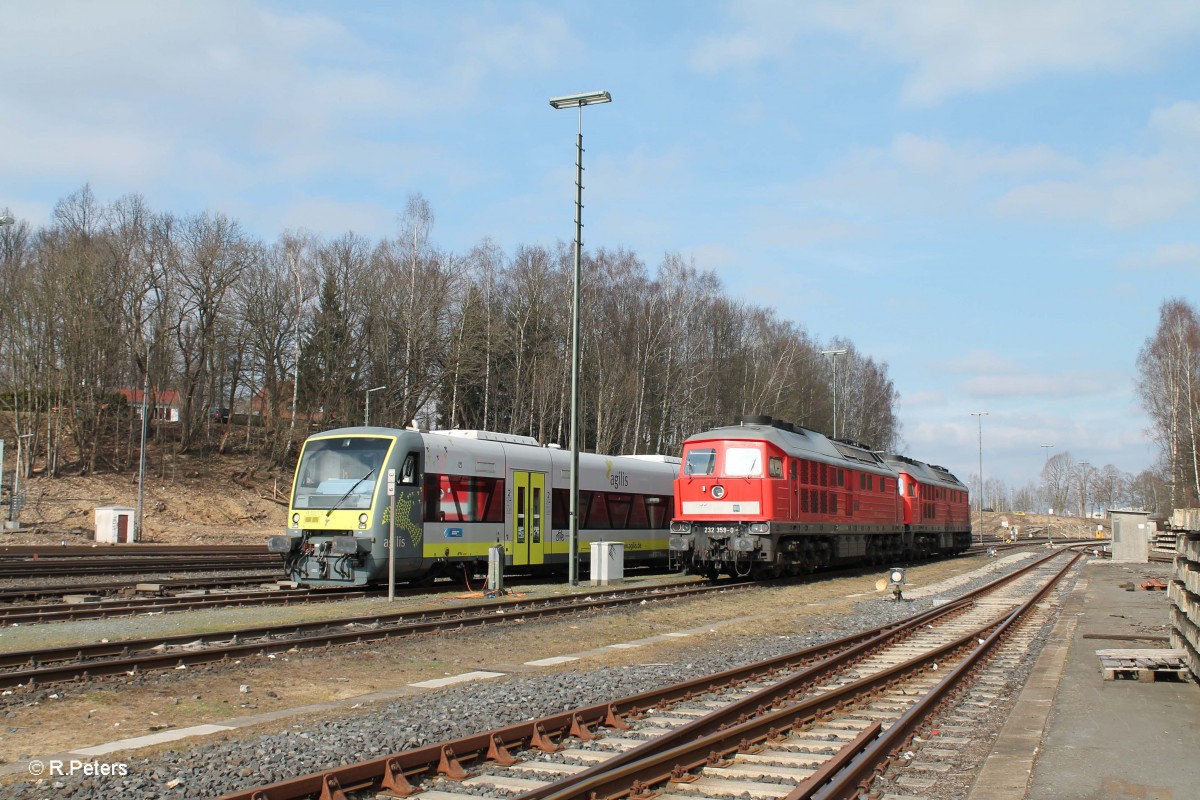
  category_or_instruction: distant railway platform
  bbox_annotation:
[971,558,1200,800]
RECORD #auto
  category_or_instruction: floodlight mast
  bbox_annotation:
[549,88,612,587]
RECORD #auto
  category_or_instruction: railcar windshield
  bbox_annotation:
[293,436,392,510]
[683,448,717,476]
[723,446,763,477]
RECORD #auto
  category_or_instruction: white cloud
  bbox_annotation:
[793,134,1082,223]
[1149,101,1200,143]
[0,2,576,227]
[961,372,1118,399]
[1117,243,1200,271]
[693,0,1200,104]
[788,102,1200,230]
[923,350,1119,400]
[900,390,947,409]
[994,153,1198,229]
[932,351,1026,375]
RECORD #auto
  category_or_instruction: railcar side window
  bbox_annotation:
[684,449,717,476]
[422,474,505,523]
[768,457,783,478]
[723,447,762,477]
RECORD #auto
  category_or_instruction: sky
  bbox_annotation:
[2,0,1198,496]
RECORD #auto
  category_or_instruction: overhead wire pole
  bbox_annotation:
[550,90,611,587]
[971,411,988,544]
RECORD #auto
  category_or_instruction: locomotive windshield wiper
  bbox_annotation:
[326,467,377,517]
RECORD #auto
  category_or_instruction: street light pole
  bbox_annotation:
[970,412,988,544]
[1041,443,1054,543]
[820,349,847,438]
[365,385,387,427]
[550,89,611,587]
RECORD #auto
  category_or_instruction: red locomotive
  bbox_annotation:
[669,416,972,578]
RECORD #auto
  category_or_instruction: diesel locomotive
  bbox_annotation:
[269,426,678,586]
[668,416,972,578]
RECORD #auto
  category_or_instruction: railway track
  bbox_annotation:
[0,553,281,579]
[0,585,374,626]
[0,544,267,557]
[0,574,285,603]
[0,581,751,689]
[209,547,1083,800]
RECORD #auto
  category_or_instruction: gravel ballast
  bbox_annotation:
[5,552,1064,800]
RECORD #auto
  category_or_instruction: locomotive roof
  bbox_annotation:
[685,421,893,473]
[883,454,968,490]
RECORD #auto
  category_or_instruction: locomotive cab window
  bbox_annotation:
[683,449,717,476]
[723,447,762,477]
[768,457,783,478]
[292,435,391,510]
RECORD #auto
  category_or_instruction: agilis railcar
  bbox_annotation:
[269,426,678,586]
[668,416,971,578]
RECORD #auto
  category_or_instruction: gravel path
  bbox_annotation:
[5,553,1052,800]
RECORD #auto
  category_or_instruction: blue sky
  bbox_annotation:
[3,1,1199,493]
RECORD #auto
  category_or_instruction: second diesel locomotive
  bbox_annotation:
[668,416,972,578]
[270,426,679,586]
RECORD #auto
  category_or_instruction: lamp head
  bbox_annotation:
[549,90,612,109]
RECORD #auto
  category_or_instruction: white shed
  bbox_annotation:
[95,506,138,543]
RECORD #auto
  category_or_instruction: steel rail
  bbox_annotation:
[0,587,372,626]
[211,548,1073,800]
[0,583,752,688]
[800,550,1083,799]
[210,602,973,800]
[521,553,1080,800]
[0,555,282,578]
[0,574,285,603]
[0,544,268,557]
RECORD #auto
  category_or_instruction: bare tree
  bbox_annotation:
[1138,299,1200,508]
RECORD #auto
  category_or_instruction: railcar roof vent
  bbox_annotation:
[773,420,795,432]
[737,414,773,426]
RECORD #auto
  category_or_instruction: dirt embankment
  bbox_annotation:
[3,454,290,546]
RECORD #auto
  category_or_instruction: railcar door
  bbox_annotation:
[511,471,547,566]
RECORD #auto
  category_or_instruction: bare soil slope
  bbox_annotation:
[4,454,289,546]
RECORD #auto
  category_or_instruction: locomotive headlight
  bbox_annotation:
[670,521,692,534]
[711,485,726,499]
[291,512,300,527]
[358,513,368,529]
[749,522,769,534]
